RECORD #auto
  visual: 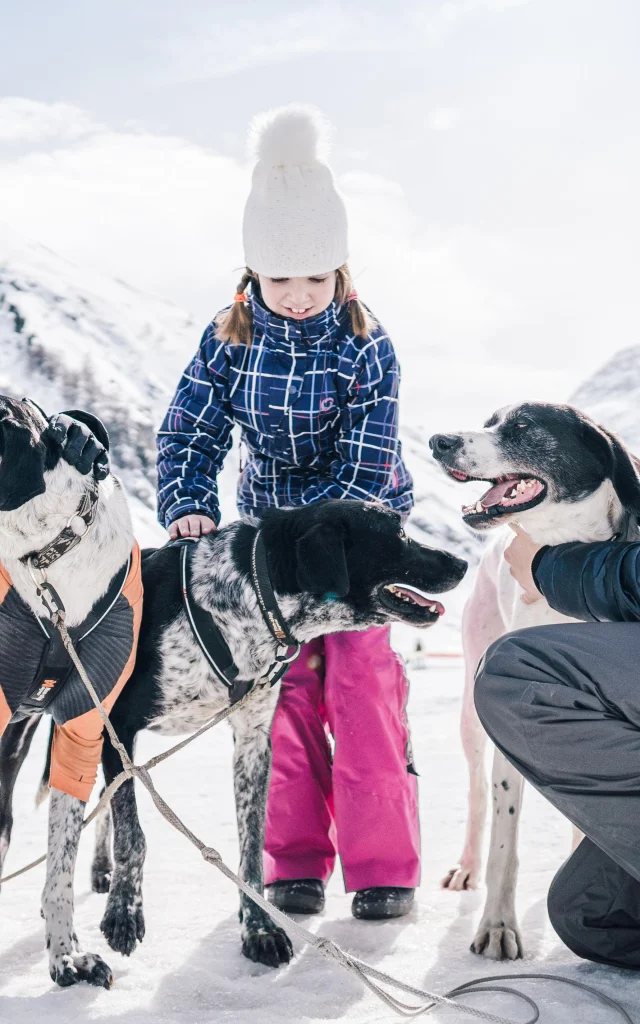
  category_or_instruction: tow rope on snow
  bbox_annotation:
[0,576,634,1023]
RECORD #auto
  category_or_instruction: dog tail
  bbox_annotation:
[35,720,55,809]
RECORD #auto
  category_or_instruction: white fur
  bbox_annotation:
[0,460,132,626]
[250,105,329,165]
[0,429,134,985]
[445,440,620,959]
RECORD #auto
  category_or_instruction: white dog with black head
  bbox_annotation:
[430,401,640,960]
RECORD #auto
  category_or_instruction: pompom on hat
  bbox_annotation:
[242,105,349,278]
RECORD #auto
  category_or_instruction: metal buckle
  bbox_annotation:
[275,643,301,664]
[26,559,66,618]
[27,558,47,590]
[66,512,89,537]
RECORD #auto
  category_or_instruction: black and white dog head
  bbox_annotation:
[0,396,51,511]
[429,402,640,535]
[0,395,110,513]
[256,499,468,628]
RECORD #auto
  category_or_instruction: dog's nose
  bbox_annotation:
[454,555,468,578]
[429,434,463,458]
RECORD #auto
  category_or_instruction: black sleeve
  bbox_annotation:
[532,540,640,622]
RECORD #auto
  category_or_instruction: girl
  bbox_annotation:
[157,106,419,920]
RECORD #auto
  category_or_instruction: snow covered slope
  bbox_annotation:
[572,344,640,450]
[0,226,198,542]
[0,662,630,1024]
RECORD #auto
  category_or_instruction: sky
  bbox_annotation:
[2,0,639,433]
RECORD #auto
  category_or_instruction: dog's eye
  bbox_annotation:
[515,422,530,430]
[399,528,406,540]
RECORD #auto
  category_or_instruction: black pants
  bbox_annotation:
[475,622,640,969]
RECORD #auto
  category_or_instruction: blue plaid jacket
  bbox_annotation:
[157,295,414,527]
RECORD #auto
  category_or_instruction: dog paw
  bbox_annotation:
[471,918,523,960]
[441,863,480,891]
[91,866,112,894]
[50,952,113,989]
[100,893,145,956]
[242,925,293,968]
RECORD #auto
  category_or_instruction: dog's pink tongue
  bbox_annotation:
[480,478,544,508]
[396,587,444,613]
[480,480,518,507]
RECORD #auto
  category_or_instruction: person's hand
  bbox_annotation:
[504,523,543,604]
[169,514,217,539]
[45,413,110,481]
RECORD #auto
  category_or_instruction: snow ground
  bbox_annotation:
[1,656,638,1024]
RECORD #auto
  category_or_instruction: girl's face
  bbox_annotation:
[258,272,337,320]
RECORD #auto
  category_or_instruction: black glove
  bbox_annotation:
[45,412,110,481]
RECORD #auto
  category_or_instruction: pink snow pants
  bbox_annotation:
[264,626,420,892]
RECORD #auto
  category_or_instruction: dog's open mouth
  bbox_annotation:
[378,584,445,624]
[444,469,547,525]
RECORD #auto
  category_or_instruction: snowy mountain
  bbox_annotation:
[571,345,640,451]
[0,226,225,543]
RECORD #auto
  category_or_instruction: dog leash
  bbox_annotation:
[1,577,632,1022]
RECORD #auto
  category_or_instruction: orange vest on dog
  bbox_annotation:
[0,544,142,802]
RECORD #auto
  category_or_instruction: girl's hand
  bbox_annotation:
[504,523,543,604]
[169,514,217,540]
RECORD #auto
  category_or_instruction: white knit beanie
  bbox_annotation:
[242,105,349,278]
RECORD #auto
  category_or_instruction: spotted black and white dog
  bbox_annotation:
[87,500,467,976]
[0,396,133,989]
[430,402,640,960]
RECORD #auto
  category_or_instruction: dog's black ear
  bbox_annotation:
[0,420,46,511]
[583,420,640,517]
[60,409,110,451]
[295,523,349,598]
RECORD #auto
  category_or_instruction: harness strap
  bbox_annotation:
[21,478,100,573]
[180,543,239,691]
[11,554,132,720]
[179,533,301,705]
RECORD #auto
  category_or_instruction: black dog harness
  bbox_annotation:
[179,531,301,705]
[4,553,135,722]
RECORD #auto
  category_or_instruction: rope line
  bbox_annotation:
[1,613,634,1023]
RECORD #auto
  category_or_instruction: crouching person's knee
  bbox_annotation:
[473,630,537,754]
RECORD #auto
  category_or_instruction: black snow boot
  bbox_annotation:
[267,878,325,914]
[351,886,415,920]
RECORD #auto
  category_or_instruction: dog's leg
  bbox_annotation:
[230,687,293,968]
[470,749,524,960]
[99,730,146,957]
[90,791,113,894]
[442,657,488,891]
[44,789,113,988]
[443,551,506,891]
[0,716,41,882]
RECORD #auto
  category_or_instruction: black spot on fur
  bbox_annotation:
[509,806,515,815]
[501,780,509,791]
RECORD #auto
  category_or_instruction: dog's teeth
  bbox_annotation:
[428,604,437,612]
[510,488,517,498]
[475,501,483,513]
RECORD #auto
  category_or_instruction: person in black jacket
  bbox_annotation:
[474,523,640,969]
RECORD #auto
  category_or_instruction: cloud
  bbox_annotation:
[425,107,461,131]
[155,0,533,82]
[413,0,533,43]
[155,7,386,83]
[0,99,522,430]
[0,98,104,144]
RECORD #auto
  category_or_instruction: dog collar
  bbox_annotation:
[250,531,299,650]
[21,478,99,574]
